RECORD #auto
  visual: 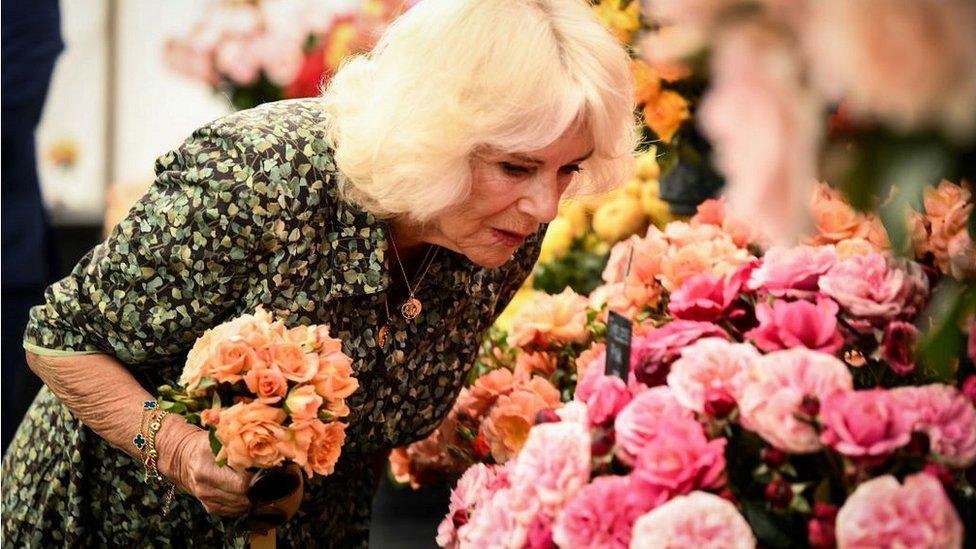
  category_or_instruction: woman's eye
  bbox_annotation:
[500,162,532,176]
[562,164,582,174]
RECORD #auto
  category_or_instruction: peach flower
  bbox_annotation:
[284,384,324,423]
[200,408,221,428]
[306,420,347,476]
[808,183,889,250]
[642,90,690,143]
[507,288,589,349]
[209,339,262,385]
[947,230,976,280]
[602,229,668,286]
[482,390,555,463]
[630,491,756,549]
[738,348,853,453]
[322,397,351,420]
[920,179,974,273]
[215,401,288,471]
[311,351,358,400]
[243,364,289,404]
[514,351,557,378]
[659,237,751,292]
[271,341,317,383]
[835,474,963,548]
[454,368,516,420]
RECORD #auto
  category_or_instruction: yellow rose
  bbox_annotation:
[592,197,648,243]
[593,0,641,44]
[643,90,690,143]
[623,179,644,199]
[538,216,574,263]
[635,148,660,180]
[641,182,673,229]
[559,201,589,238]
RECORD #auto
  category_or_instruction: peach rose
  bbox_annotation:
[215,401,288,471]
[454,368,516,420]
[514,351,557,378]
[181,328,217,392]
[210,339,262,385]
[643,89,690,143]
[482,390,553,463]
[243,364,289,404]
[285,385,324,423]
[307,420,347,476]
[602,229,668,286]
[200,408,221,428]
[271,341,317,383]
[506,288,589,349]
[947,230,976,280]
[922,179,974,273]
[660,237,751,292]
[311,351,358,400]
[323,398,351,420]
[389,447,412,485]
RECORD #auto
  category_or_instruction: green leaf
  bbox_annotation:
[196,377,217,391]
[916,280,975,382]
[740,501,796,548]
[209,428,223,456]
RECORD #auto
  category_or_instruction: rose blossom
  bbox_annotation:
[602,230,668,286]
[666,338,759,414]
[892,384,976,468]
[284,384,324,423]
[630,417,727,496]
[556,401,589,425]
[510,422,591,515]
[200,408,221,428]
[243,364,289,404]
[482,389,558,463]
[615,387,694,465]
[305,420,346,476]
[819,252,929,327]
[881,321,920,376]
[667,273,741,321]
[630,491,756,549]
[270,341,317,383]
[215,401,287,471]
[820,389,914,459]
[209,339,263,384]
[515,351,557,378]
[806,183,889,250]
[311,349,358,401]
[745,298,844,355]
[552,476,648,549]
[575,369,632,427]
[698,22,821,246]
[738,348,854,453]
[507,288,589,348]
[454,488,527,549]
[748,245,837,299]
[630,321,729,387]
[658,234,752,292]
[835,473,963,548]
[437,463,511,548]
[525,513,556,549]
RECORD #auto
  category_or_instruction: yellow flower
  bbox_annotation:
[643,89,690,143]
[592,197,648,243]
[635,147,660,180]
[538,216,574,263]
[641,180,673,229]
[559,201,589,238]
[494,288,540,334]
[593,0,641,44]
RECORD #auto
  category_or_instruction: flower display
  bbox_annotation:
[630,491,756,549]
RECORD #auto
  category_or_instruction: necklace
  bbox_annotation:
[390,236,439,320]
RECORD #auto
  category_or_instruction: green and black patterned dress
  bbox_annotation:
[1,98,541,547]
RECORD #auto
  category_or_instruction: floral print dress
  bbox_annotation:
[1,98,541,547]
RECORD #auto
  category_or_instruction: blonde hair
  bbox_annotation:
[322,0,638,221]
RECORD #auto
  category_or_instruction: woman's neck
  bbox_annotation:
[387,217,433,267]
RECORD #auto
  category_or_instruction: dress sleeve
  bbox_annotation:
[23,122,271,365]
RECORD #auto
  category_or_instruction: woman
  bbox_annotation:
[2,0,636,545]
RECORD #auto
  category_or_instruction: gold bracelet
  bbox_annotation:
[143,405,178,515]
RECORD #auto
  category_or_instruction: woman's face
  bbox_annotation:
[426,124,596,268]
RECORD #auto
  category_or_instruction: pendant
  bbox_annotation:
[377,325,389,347]
[401,297,423,320]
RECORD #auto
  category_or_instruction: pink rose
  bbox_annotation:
[748,245,838,299]
[454,488,528,549]
[525,513,556,549]
[630,491,756,549]
[507,288,589,349]
[820,389,914,459]
[819,253,929,328]
[835,474,963,548]
[615,387,694,465]
[214,401,287,472]
[698,23,822,246]
[738,348,853,453]
[962,375,976,408]
[631,321,729,387]
[575,370,632,427]
[271,341,317,383]
[630,417,727,496]
[552,476,648,549]
[666,338,759,414]
[745,298,844,355]
[284,384,324,423]
[668,273,741,321]
[243,364,289,404]
[510,422,591,515]
[892,384,976,468]
[437,463,511,548]
[214,37,261,86]
[881,321,920,376]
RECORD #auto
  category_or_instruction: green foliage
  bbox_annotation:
[533,239,608,296]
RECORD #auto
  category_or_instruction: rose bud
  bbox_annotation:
[808,517,836,548]
[813,502,839,522]
[762,447,788,469]
[534,408,561,425]
[591,429,616,457]
[704,387,737,419]
[471,433,491,460]
[764,479,793,509]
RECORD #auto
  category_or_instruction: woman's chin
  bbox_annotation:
[465,247,516,269]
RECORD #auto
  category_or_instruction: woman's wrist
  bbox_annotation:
[154,413,197,485]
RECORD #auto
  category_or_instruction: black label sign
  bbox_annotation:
[605,311,632,380]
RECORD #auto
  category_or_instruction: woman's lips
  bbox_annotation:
[491,228,529,246]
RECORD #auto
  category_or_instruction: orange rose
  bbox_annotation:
[454,368,515,420]
[311,352,359,400]
[389,447,412,485]
[523,377,562,409]
[643,89,690,143]
[481,390,551,463]
[923,179,973,272]
[272,341,317,383]
[307,421,347,476]
[210,339,262,384]
[514,351,557,378]
[322,398,350,419]
[285,385,324,422]
[506,288,589,349]
[215,401,287,471]
[243,364,289,404]
[632,59,662,105]
[808,183,889,250]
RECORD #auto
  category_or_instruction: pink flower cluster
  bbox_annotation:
[175,307,356,476]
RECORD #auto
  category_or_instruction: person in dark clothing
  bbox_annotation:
[1,0,64,452]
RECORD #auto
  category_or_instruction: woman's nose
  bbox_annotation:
[519,174,561,224]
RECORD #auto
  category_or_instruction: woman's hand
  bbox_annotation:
[157,418,253,517]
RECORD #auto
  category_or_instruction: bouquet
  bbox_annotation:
[158,306,358,528]
[397,179,976,548]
